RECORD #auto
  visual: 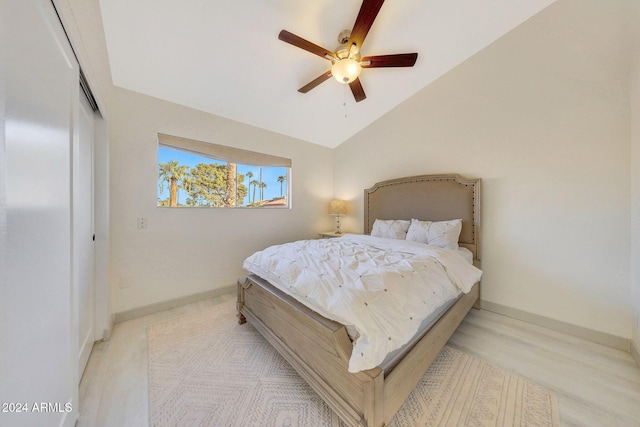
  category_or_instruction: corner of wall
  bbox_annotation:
[632,339,640,368]
[630,0,640,368]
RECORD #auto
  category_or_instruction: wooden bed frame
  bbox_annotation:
[237,174,481,427]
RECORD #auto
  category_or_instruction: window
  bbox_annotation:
[157,133,291,208]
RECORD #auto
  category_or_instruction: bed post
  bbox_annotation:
[363,371,385,427]
[237,277,249,324]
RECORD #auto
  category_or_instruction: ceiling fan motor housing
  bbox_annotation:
[337,29,352,45]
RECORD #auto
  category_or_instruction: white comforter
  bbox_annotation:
[243,234,482,372]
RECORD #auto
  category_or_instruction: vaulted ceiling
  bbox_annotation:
[99,0,556,148]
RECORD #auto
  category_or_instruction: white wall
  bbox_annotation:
[334,0,633,340]
[109,87,334,313]
[630,0,640,357]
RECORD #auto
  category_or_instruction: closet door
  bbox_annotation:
[76,94,96,380]
[1,0,80,426]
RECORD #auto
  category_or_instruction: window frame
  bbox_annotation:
[157,133,291,209]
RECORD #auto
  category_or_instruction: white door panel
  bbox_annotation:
[77,94,95,380]
[2,0,80,425]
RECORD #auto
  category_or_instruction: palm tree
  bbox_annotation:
[259,167,263,200]
[246,171,254,203]
[277,175,286,198]
[250,179,260,204]
[259,181,267,202]
[158,160,189,206]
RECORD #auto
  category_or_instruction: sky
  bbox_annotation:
[158,146,288,206]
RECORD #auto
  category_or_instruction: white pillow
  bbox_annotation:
[405,218,462,250]
[370,219,410,240]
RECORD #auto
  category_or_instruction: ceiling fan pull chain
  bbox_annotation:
[343,85,348,118]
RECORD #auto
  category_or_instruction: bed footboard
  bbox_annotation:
[238,274,384,427]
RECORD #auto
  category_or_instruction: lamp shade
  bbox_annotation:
[329,200,348,215]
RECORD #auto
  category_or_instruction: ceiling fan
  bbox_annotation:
[278,0,418,102]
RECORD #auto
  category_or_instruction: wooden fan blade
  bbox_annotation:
[298,71,333,93]
[349,78,367,102]
[346,0,385,53]
[361,53,418,68]
[278,30,335,60]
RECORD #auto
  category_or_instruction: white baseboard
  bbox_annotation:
[481,300,630,352]
[112,288,635,357]
[113,285,235,325]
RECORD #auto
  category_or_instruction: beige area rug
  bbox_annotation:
[147,302,559,426]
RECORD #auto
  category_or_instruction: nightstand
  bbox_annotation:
[318,231,349,239]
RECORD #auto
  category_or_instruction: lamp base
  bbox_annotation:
[334,214,342,235]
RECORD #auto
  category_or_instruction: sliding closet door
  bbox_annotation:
[1,0,80,426]
[76,94,96,380]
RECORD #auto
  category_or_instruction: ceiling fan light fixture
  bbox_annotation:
[331,58,362,84]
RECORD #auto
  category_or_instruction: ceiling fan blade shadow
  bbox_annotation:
[278,30,336,60]
[361,53,418,68]
[349,78,366,102]
[298,71,333,93]
[346,0,385,53]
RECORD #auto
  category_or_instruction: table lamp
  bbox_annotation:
[329,200,348,234]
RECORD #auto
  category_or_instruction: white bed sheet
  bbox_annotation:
[243,234,482,372]
[457,246,474,265]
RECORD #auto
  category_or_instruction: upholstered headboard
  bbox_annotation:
[364,174,481,262]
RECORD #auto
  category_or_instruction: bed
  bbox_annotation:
[237,174,481,427]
